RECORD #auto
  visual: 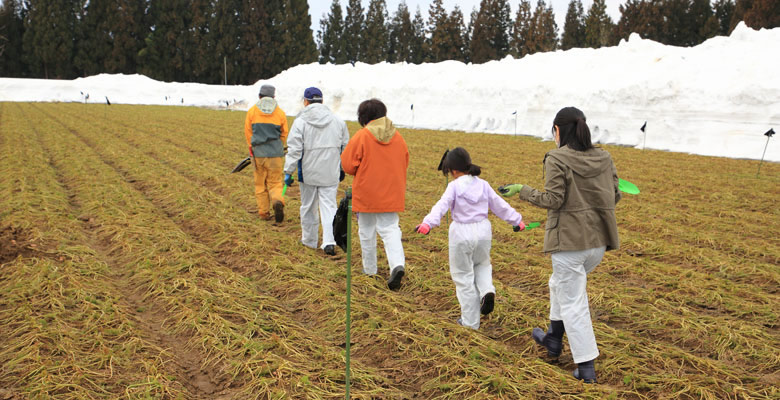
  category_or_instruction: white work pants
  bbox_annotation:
[449,219,495,330]
[549,246,605,363]
[299,183,338,249]
[357,212,405,275]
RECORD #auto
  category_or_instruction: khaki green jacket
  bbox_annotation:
[518,145,621,253]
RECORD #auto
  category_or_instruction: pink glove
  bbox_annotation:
[513,221,526,232]
[415,223,431,235]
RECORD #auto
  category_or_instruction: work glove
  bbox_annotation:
[284,174,294,186]
[498,184,523,197]
[415,223,431,235]
[512,221,527,232]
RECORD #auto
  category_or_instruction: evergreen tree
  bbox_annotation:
[713,0,735,34]
[240,0,273,82]
[73,0,110,77]
[343,0,364,63]
[285,0,318,68]
[660,0,691,46]
[23,0,79,79]
[363,0,389,63]
[106,0,148,75]
[448,6,469,62]
[318,0,346,64]
[584,0,614,48]
[138,0,191,82]
[426,0,448,62]
[470,0,512,63]
[561,0,586,50]
[614,0,664,42]
[510,0,532,57]
[387,1,414,63]
[0,0,27,77]
[526,0,558,54]
[187,0,215,82]
[209,0,242,84]
[740,0,780,29]
[689,0,718,43]
[409,6,427,64]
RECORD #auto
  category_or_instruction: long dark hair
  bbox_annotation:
[441,147,481,176]
[553,107,593,151]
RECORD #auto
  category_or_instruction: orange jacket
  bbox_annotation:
[244,98,288,158]
[341,117,409,213]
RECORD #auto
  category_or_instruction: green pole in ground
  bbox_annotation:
[345,188,353,399]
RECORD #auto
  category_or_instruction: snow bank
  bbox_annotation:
[1,22,778,161]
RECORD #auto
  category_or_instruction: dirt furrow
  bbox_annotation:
[22,104,231,399]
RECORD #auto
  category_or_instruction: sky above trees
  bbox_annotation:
[307,0,626,35]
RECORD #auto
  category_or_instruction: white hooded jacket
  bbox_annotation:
[284,103,350,186]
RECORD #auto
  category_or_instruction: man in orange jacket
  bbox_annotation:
[244,84,289,222]
[341,99,409,290]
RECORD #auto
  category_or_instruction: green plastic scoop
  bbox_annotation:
[618,179,639,195]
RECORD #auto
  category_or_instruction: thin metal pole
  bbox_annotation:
[345,188,353,399]
[757,136,771,177]
[224,56,227,85]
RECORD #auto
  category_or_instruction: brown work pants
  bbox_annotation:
[253,157,284,217]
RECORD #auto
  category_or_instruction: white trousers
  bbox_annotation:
[299,183,338,249]
[357,212,405,275]
[449,219,495,330]
[549,246,605,363]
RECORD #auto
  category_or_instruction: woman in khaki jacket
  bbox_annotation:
[499,106,621,384]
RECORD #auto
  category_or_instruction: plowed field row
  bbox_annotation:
[1,103,777,399]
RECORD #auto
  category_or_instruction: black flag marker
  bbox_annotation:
[105,96,111,105]
[640,121,647,132]
[757,128,775,177]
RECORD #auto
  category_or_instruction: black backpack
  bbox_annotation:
[332,195,351,252]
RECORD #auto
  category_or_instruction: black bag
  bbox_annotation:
[333,195,351,252]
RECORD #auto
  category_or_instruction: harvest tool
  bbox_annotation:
[230,156,251,173]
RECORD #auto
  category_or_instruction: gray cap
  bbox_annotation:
[259,84,275,97]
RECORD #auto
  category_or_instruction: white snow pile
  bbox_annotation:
[1,22,778,161]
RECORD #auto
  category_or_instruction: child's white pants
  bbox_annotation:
[448,219,495,330]
[299,183,337,249]
[357,212,405,275]
[549,246,605,363]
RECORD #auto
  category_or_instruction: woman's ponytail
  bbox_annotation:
[553,107,593,151]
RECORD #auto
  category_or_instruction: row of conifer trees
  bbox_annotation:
[0,0,776,83]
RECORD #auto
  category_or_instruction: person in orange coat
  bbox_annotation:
[244,84,289,222]
[341,99,409,290]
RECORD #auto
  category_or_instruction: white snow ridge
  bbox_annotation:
[1,22,778,161]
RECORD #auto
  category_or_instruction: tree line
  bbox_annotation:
[0,0,317,83]
[318,0,778,64]
[1,0,778,82]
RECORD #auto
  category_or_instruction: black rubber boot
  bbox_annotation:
[531,320,564,358]
[480,292,495,315]
[387,266,405,291]
[573,359,597,384]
